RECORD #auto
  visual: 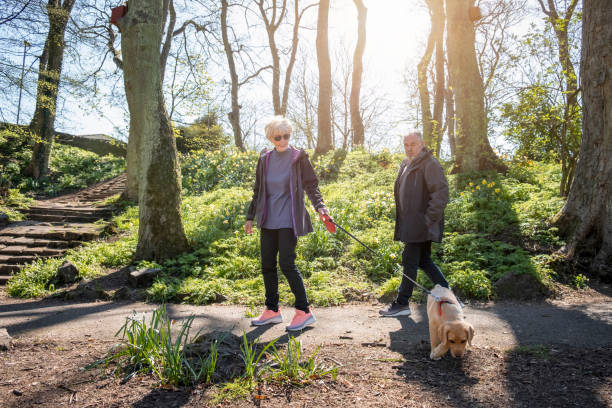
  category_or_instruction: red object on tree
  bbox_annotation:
[110,3,128,26]
[468,6,482,21]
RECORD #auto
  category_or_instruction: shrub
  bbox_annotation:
[444,261,492,299]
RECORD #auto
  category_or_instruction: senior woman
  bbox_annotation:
[245,116,329,331]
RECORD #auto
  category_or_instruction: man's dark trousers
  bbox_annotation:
[396,241,449,305]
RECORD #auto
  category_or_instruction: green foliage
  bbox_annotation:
[86,306,217,386]
[573,274,589,289]
[0,126,125,196]
[240,332,278,382]
[500,85,580,163]
[9,150,567,302]
[267,336,338,384]
[175,111,228,154]
[444,262,492,300]
[0,188,34,221]
[180,148,259,194]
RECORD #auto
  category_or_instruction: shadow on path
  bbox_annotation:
[387,300,612,407]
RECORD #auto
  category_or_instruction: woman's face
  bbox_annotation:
[268,130,290,152]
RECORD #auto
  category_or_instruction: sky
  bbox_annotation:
[56,0,432,150]
[3,0,547,153]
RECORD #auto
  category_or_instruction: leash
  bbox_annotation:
[320,214,441,302]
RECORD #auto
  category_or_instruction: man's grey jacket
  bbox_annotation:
[393,149,449,243]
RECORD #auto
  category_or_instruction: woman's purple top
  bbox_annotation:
[262,148,293,229]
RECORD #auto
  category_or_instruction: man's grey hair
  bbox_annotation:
[404,131,423,141]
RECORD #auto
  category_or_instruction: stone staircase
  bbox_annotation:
[0,174,126,285]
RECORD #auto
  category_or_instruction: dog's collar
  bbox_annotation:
[438,298,455,316]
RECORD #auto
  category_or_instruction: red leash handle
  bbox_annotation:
[320,214,336,233]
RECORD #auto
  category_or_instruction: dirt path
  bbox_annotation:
[1,292,611,407]
[1,294,611,348]
[0,175,125,284]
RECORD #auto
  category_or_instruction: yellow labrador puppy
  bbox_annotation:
[427,284,474,360]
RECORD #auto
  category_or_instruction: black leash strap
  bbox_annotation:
[324,216,440,301]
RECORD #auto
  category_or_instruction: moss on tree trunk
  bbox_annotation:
[552,0,612,278]
[119,0,189,261]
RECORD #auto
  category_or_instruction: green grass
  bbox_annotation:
[8,149,568,302]
[0,126,125,198]
[86,305,218,386]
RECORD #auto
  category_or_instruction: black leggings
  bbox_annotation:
[260,228,309,312]
[396,241,449,305]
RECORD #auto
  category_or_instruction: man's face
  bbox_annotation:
[404,135,424,158]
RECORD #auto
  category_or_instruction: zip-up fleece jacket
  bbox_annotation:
[246,146,326,237]
[393,149,449,243]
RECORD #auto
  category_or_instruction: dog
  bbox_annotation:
[427,284,474,360]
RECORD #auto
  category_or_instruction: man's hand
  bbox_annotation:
[244,220,253,235]
[318,207,329,221]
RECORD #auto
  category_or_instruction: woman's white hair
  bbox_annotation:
[265,116,293,139]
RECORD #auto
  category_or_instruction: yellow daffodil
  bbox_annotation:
[471,189,475,192]
[476,186,480,190]
[495,188,500,193]
[482,179,487,185]
[223,219,228,224]
[469,182,473,186]
[460,192,465,196]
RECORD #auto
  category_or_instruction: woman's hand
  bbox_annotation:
[317,207,329,221]
[244,220,254,235]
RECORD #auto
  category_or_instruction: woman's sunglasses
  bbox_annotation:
[273,134,290,142]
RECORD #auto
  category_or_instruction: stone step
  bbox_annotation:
[0,264,21,274]
[25,214,103,223]
[25,206,113,216]
[0,254,58,265]
[0,275,12,285]
[0,237,79,249]
[0,222,104,241]
[0,245,64,257]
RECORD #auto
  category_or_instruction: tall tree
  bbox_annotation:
[350,0,366,147]
[315,0,332,154]
[445,0,503,173]
[25,0,76,179]
[257,0,315,115]
[431,0,445,156]
[417,0,444,152]
[221,0,243,150]
[117,0,189,261]
[537,0,580,196]
[552,0,611,278]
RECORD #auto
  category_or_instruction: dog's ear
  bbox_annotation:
[466,323,474,346]
[438,323,450,346]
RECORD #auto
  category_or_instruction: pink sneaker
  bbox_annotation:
[251,307,283,326]
[286,309,316,331]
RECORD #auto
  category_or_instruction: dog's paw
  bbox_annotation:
[429,352,441,361]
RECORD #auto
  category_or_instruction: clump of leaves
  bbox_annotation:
[86,306,218,386]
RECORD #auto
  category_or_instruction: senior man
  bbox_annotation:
[379,131,450,317]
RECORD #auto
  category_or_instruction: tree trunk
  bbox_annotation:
[552,0,612,278]
[538,0,580,195]
[118,0,189,262]
[258,0,309,116]
[432,0,445,156]
[221,0,243,150]
[445,84,456,159]
[350,0,366,147]
[445,0,503,173]
[26,0,75,179]
[417,25,434,147]
[315,0,332,154]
